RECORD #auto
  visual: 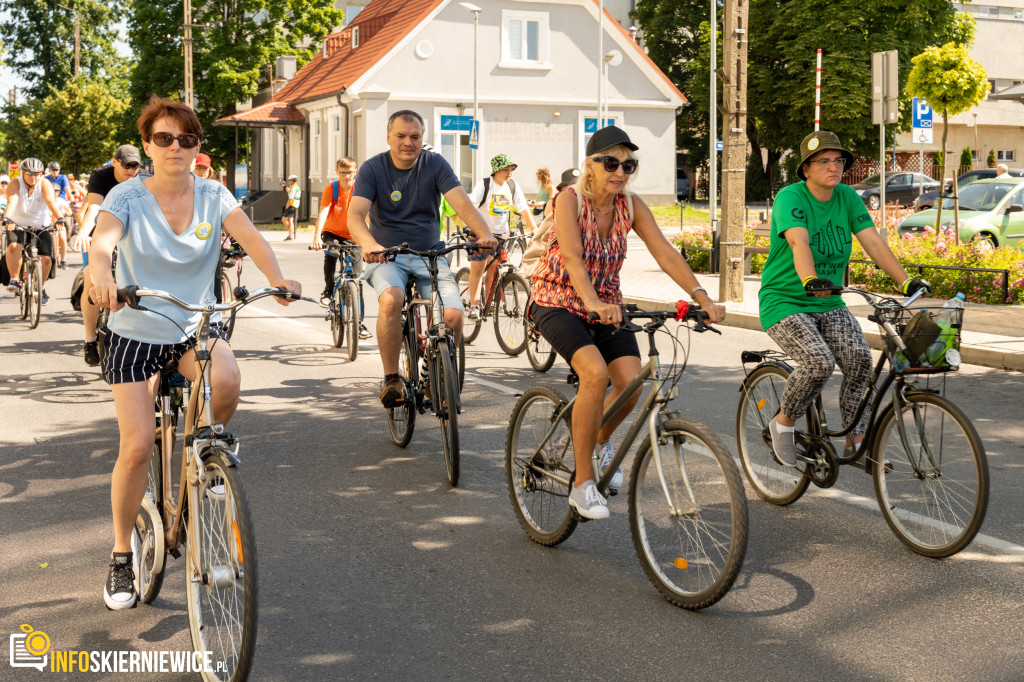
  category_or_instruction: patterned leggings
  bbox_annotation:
[766,307,873,434]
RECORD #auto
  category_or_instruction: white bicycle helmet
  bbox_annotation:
[21,157,44,174]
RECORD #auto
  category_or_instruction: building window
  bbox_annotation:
[352,26,359,48]
[976,5,999,17]
[998,150,1016,162]
[1016,8,1024,20]
[313,119,321,175]
[501,10,550,68]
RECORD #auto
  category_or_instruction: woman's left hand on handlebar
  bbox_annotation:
[588,301,622,327]
[702,301,727,324]
[272,279,303,305]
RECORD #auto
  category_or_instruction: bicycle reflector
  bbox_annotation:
[675,300,689,321]
[674,558,689,570]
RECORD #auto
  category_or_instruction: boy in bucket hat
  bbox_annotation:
[465,153,538,319]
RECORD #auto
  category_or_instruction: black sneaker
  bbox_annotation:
[6,278,20,294]
[358,324,372,340]
[320,286,334,303]
[41,290,49,305]
[103,551,138,610]
[84,341,100,367]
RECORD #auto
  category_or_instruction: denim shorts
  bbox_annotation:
[102,322,230,385]
[364,253,464,312]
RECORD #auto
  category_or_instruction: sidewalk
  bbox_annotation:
[620,232,1024,372]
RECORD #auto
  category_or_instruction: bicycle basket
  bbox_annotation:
[882,306,963,373]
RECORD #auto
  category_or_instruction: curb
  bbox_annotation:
[623,295,1024,373]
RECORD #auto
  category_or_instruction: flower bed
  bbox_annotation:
[671,205,1024,304]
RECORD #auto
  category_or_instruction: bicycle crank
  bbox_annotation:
[804,443,840,489]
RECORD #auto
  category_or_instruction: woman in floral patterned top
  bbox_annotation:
[530,125,725,520]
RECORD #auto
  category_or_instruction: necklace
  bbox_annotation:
[594,200,614,215]
[163,179,193,214]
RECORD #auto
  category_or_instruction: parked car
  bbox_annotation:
[911,168,1024,211]
[897,177,1024,250]
[850,172,941,210]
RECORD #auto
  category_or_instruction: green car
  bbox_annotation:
[898,177,1024,250]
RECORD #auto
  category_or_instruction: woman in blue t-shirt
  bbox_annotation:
[89,97,301,611]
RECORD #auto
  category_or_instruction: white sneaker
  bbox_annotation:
[467,305,481,321]
[569,480,609,520]
[598,442,623,488]
[7,278,20,293]
[768,416,798,467]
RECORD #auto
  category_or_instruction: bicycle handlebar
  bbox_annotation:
[2,219,59,233]
[115,285,319,312]
[375,241,486,261]
[588,302,721,335]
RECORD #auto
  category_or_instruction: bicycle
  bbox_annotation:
[455,231,532,356]
[382,241,473,486]
[4,219,61,329]
[523,296,557,373]
[216,240,246,339]
[122,284,316,682]
[324,241,366,361]
[736,285,988,558]
[505,304,748,610]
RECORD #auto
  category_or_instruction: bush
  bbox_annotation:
[672,222,770,274]
[986,149,996,168]
[960,147,973,168]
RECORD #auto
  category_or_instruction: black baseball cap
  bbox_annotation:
[114,144,142,166]
[586,125,639,156]
[557,168,581,189]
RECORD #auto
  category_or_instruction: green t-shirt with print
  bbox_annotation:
[758,182,873,331]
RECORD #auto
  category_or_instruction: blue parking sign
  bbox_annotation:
[912,98,933,129]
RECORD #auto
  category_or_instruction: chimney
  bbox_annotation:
[275,55,297,81]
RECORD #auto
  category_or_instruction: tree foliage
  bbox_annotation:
[632,0,965,193]
[2,78,130,175]
[0,0,126,99]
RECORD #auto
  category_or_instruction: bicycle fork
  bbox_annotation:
[649,407,700,518]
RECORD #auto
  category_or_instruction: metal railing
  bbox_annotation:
[848,259,1011,304]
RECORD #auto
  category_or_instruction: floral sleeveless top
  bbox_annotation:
[530,187,631,319]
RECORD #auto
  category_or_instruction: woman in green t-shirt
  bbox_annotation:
[760,131,928,468]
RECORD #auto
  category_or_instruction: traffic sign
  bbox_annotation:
[468,119,479,150]
[715,140,723,151]
[912,97,933,144]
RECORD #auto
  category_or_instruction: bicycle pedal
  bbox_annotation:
[606,486,618,497]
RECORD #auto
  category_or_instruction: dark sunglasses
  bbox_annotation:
[592,155,638,174]
[150,131,202,149]
[121,162,141,171]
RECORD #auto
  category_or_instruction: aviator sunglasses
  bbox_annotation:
[149,131,202,149]
[592,155,638,174]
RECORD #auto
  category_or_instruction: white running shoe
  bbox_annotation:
[569,480,610,520]
[598,442,623,488]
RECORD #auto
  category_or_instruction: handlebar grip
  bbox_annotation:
[117,285,140,308]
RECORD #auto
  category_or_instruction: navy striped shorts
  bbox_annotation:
[102,323,230,385]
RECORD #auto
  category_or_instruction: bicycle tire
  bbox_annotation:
[525,317,556,373]
[455,267,482,343]
[735,363,811,505]
[437,343,460,486]
[133,494,165,604]
[344,281,359,362]
[28,261,42,328]
[457,333,466,392]
[493,272,529,356]
[331,286,344,348]
[506,237,525,270]
[18,264,28,319]
[629,419,748,610]
[872,392,989,558]
[505,386,578,545]
[185,448,258,682]
[387,335,416,447]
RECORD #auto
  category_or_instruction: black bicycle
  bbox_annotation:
[216,241,247,339]
[3,218,61,329]
[736,285,988,558]
[382,242,473,486]
[324,241,366,361]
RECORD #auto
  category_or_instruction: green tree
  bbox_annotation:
[0,0,125,99]
[906,41,988,231]
[632,0,964,191]
[960,146,973,168]
[986,149,996,168]
[2,79,130,175]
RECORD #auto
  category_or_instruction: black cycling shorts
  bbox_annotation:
[10,229,54,259]
[531,303,639,366]
[282,206,297,219]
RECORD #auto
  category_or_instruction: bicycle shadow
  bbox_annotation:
[0,369,109,403]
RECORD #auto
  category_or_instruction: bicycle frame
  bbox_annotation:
[401,255,457,415]
[327,245,365,316]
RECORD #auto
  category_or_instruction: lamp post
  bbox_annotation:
[56,4,80,77]
[973,112,978,170]
[460,3,481,186]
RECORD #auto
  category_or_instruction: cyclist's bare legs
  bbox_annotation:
[377,286,464,375]
[110,375,160,553]
[569,348,642,487]
[177,340,242,424]
[467,259,498,307]
[443,307,463,348]
[5,242,22,278]
[82,267,100,338]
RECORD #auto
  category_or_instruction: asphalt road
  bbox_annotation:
[2,235,1023,681]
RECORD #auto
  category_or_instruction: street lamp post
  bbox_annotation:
[57,4,80,78]
[973,112,979,170]
[460,3,481,187]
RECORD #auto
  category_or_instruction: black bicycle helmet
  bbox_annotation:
[47,161,60,171]
[21,157,43,173]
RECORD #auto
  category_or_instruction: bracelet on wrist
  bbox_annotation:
[801,275,816,286]
[690,286,708,299]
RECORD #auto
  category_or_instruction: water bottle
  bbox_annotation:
[892,350,909,373]
[928,293,964,365]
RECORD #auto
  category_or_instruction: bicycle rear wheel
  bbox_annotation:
[736,363,811,505]
[28,261,42,328]
[18,265,28,319]
[331,287,344,348]
[506,237,525,270]
[133,495,165,604]
[872,393,989,558]
[629,419,747,610]
[455,267,482,343]
[344,281,359,362]
[505,386,578,545]
[493,272,529,356]
[185,448,258,682]
[436,343,460,486]
[387,335,416,447]
[525,319,556,372]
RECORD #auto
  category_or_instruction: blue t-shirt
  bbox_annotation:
[100,176,240,344]
[353,150,461,251]
[45,173,70,200]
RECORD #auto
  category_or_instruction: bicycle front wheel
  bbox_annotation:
[506,237,525,270]
[493,272,529,356]
[872,393,989,558]
[185,448,258,682]
[28,261,42,328]
[629,419,747,610]
[505,386,578,545]
[525,319,556,373]
[455,267,482,343]
[331,287,344,348]
[387,335,416,447]
[344,281,359,362]
[18,265,29,319]
[736,363,811,505]
[133,494,165,604]
[436,343,460,486]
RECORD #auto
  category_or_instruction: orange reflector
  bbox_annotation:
[674,558,688,570]
[756,398,766,410]
[233,521,244,564]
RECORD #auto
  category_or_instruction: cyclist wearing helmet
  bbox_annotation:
[45,161,71,200]
[4,157,64,304]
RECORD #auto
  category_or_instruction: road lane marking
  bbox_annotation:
[239,306,314,327]
[466,375,520,395]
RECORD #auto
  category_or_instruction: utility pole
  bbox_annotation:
[718,0,749,301]
[57,4,80,77]
[184,0,193,107]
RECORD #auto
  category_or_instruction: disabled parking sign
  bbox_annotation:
[912,98,933,144]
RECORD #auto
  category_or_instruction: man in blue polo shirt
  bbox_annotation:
[348,109,496,407]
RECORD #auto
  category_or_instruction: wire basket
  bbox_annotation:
[881,306,963,373]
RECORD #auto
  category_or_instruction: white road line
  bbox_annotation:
[466,374,520,395]
[239,306,314,328]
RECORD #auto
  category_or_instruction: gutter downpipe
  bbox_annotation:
[337,87,350,157]
[304,119,311,223]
